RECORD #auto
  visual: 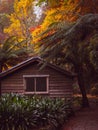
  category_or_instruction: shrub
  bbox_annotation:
[90,85,98,96]
[73,83,80,94]
[0,93,73,130]
[72,96,82,109]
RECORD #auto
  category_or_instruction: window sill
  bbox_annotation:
[24,92,49,95]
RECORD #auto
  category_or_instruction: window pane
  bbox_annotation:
[36,77,47,92]
[25,77,34,92]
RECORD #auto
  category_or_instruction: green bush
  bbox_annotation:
[0,93,73,130]
[72,96,82,109]
[90,85,98,96]
[73,83,80,94]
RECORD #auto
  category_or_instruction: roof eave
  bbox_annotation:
[0,57,77,78]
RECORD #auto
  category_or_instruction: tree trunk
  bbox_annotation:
[0,62,3,96]
[75,65,89,108]
[0,78,1,96]
[0,62,3,73]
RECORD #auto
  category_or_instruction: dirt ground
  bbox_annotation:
[62,96,98,130]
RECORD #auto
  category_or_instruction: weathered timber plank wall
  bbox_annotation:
[1,62,73,98]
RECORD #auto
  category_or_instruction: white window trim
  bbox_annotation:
[23,75,49,94]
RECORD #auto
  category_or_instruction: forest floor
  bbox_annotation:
[62,95,98,130]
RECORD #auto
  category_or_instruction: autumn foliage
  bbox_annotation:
[31,0,98,42]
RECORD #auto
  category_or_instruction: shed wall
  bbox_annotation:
[1,62,73,98]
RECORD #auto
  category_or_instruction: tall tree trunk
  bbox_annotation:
[75,65,89,107]
[0,62,3,73]
[0,79,1,96]
[0,62,3,96]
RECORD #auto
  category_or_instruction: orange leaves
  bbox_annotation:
[30,25,41,32]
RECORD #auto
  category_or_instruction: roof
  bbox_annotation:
[0,57,76,78]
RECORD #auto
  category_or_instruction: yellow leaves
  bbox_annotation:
[34,0,79,34]
[31,8,61,42]
[14,0,33,17]
[4,0,34,42]
[4,12,22,38]
[31,26,42,43]
[31,0,81,42]
[32,7,63,38]
[47,0,60,8]
[4,19,23,39]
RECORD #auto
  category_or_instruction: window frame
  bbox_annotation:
[23,75,49,94]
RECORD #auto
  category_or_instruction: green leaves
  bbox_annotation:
[0,93,73,130]
[36,0,47,6]
[89,34,98,69]
[0,36,32,72]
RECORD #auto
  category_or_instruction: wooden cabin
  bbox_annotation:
[0,57,76,98]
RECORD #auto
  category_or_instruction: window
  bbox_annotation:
[23,75,49,94]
